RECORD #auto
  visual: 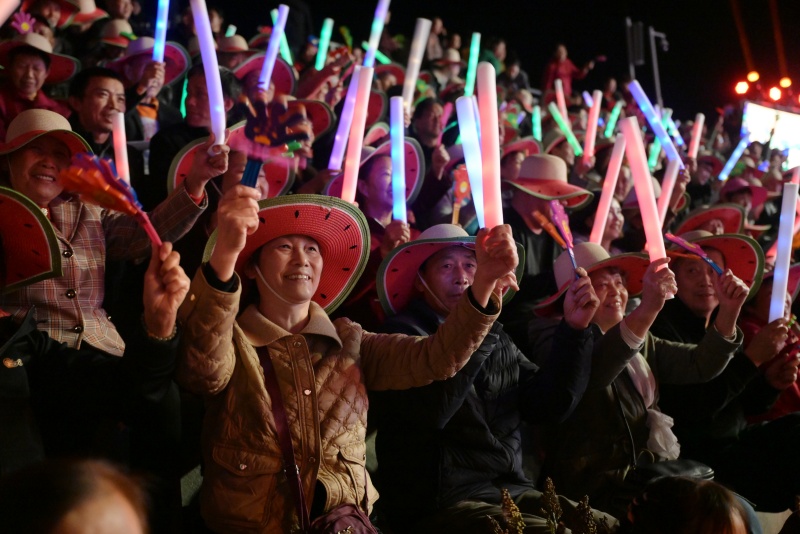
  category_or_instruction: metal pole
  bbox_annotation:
[625,18,636,80]
[649,26,663,109]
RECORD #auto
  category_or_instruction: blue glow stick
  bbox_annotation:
[718,134,750,181]
[532,105,542,142]
[582,91,594,108]
[259,4,289,90]
[362,0,390,68]
[152,0,169,62]
[390,96,407,223]
[456,96,485,227]
[627,81,683,167]
[464,33,481,97]
[270,8,293,65]
[328,65,361,170]
[315,18,334,70]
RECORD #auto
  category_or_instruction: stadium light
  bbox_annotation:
[735,81,749,95]
[747,71,760,82]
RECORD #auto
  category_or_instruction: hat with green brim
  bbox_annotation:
[0,186,62,294]
[202,194,370,314]
[505,154,593,209]
[0,32,80,84]
[377,224,525,316]
[675,203,746,236]
[533,242,650,318]
[0,109,90,156]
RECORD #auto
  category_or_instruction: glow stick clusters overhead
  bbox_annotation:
[688,113,705,159]
[270,8,293,64]
[547,102,583,156]
[583,89,603,163]
[456,96,485,227]
[328,65,361,170]
[111,112,130,184]
[590,134,626,244]
[339,67,375,204]
[315,18,334,70]
[152,0,169,62]
[604,101,623,138]
[477,62,503,228]
[627,81,683,167]
[464,33,481,97]
[718,134,750,181]
[259,5,289,90]
[770,182,800,321]
[189,0,226,146]
[401,18,431,110]
[362,0,391,68]
[389,96,407,223]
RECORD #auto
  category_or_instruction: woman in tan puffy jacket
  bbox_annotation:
[176,185,519,533]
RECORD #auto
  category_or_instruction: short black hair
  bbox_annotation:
[9,46,51,70]
[412,97,442,123]
[186,63,242,101]
[68,67,125,99]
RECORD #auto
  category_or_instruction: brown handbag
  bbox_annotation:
[257,347,378,534]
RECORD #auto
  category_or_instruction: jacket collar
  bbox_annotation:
[238,301,342,349]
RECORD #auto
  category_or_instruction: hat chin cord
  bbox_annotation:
[254,264,301,306]
[416,272,461,314]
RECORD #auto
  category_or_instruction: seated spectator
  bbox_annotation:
[497,54,530,94]
[407,97,450,228]
[431,48,464,92]
[425,16,444,62]
[216,34,256,70]
[175,187,517,532]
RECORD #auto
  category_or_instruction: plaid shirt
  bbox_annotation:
[4,187,206,356]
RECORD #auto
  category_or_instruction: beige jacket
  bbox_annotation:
[177,269,500,533]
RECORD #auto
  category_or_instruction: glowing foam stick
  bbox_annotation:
[456,95,485,227]
[656,158,681,225]
[189,0,226,146]
[477,62,503,228]
[665,115,684,147]
[554,78,569,123]
[770,183,800,321]
[604,101,623,138]
[792,167,800,186]
[583,89,603,163]
[270,8,293,65]
[688,113,705,159]
[389,96,407,223]
[590,134,626,244]
[620,117,668,269]
[464,33,481,97]
[471,96,481,146]
[225,25,237,37]
[718,134,750,181]
[362,0,390,68]
[648,138,661,171]
[0,0,20,28]
[582,91,594,108]
[152,0,169,62]
[361,41,390,64]
[436,101,453,146]
[401,18,431,110]
[627,81,683,167]
[547,102,583,156]
[315,18,334,70]
[532,105,542,142]
[340,67,375,204]
[111,112,130,184]
[328,65,361,170]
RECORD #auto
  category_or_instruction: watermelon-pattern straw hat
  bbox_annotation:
[0,109,90,157]
[0,186,62,294]
[674,203,745,236]
[234,54,296,96]
[203,195,370,314]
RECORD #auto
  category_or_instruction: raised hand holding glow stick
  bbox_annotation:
[464,33,481,97]
[656,158,681,225]
[362,0,391,68]
[328,66,361,171]
[315,18,334,70]
[401,18,432,110]
[477,62,503,228]
[583,89,603,164]
[111,112,130,184]
[719,134,750,182]
[770,183,800,321]
[627,81,683,167]
[554,79,569,123]
[532,105,542,142]
[152,0,169,62]
[590,134,626,244]
[688,113,705,159]
[604,101,623,138]
[340,67,375,204]
[456,95,485,227]
[389,96,407,223]
[260,5,289,90]
[270,8,293,64]
[548,102,583,156]
[189,0,226,146]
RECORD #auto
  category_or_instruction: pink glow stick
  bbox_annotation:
[111,112,130,184]
[791,167,800,186]
[656,158,681,225]
[590,134,626,244]
[688,113,705,159]
[189,0,226,147]
[339,67,375,204]
[0,1,20,28]
[436,101,453,146]
[477,62,503,228]
[554,78,568,124]
[582,89,603,164]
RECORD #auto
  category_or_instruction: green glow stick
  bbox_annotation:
[547,102,583,156]
[532,105,542,142]
[225,25,237,37]
[604,101,623,138]
[362,41,390,64]
[179,77,188,118]
[464,32,481,97]
[271,9,293,64]
[315,18,333,70]
[340,26,353,52]
[648,137,661,171]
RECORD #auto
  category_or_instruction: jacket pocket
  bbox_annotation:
[338,444,370,509]
[201,445,283,529]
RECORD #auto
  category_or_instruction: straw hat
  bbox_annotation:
[0,109,89,156]
[69,0,108,25]
[502,136,541,160]
[674,203,745,236]
[107,37,190,87]
[433,48,465,68]
[363,122,389,147]
[0,32,80,84]
[376,224,525,315]
[375,63,405,86]
[0,186,62,294]
[202,194,370,314]
[719,177,768,209]
[696,151,724,178]
[217,35,256,54]
[99,19,134,48]
[505,154,593,208]
[234,53,296,96]
[533,242,650,317]
[21,0,79,29]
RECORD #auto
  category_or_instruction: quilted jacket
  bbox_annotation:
[177,269,500,533]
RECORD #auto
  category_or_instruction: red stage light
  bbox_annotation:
[769,87,782,101]
[735,81,749,95]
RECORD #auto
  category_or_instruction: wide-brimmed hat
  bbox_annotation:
[167,121,294,198]
[247,27,272,50]
[288,99,335,139]
[719,177,768,209]
[107,37,189,87]
[505,154,593,208]
[234,53,296,96]
[763,263,800,302]
[202,194,370,313]
[533,242,650,317]
[377,224,525,315]
[217,35,257,54]
[0,109,89,156]
[675,203,745,236]
[502,136,541,160]
[621,175,689,214]
[0,32,80,84]
[99,19,134,48]
[696,151,724,178]
[22,0,79,28]
[433,48,466,68]
[187,36,214,58]
[542,127,583,155]
[366,89,388,128]
[324,137,425,204]
[68,0,108,25]
[363,122,389,147]
[0,186,62,294]
[375,63,405,86]
[669,230,764,300]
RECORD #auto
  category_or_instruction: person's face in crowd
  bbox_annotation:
[726,188,753,216]
[493,41,506,62]
[448,62,461,78]
[749,143,762,161]
[185,73,211,128]
[209,9,223,34]
[449,33,461,50]
[33,20,56,46]
[10,53,49,97]
[432,17,443,35]
[106,0,133,20]
[358,155,393,211]
[413,102,443,142]
[588,267,628,332]
[500,151,525,182]
[34,0,62,28]
[697,217,725,235]
[255,235,323,306]
[377,72,397,92]
[52,488,145,534]
[7,135,71,207]
[417,246,477,315]
[695,161,714,185]
[221,151,270,200]
[605,78,617,94]
[551,139,575,167]
[72,76,126,135]
[242,71,274,106]
[217,51,248,70]
[508,63,520,78]
[513,191,558,227]
[614,165,632,202]
[556,45,568,61]
[674,248,726,319]
[123,55,157,87]
[603,198,624,242]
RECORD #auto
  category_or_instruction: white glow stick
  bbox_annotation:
[111,112,130,184]
[456,96,485,228]
[189,0,226,146]
[259,4,289,90]
[401,18,431,111]
[477,63,503,228]
[770,183,800,321]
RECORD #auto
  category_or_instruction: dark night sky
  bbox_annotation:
[219,0,800,122]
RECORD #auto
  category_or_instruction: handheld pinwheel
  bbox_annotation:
[532,210,566,249]
[451,165,471,225]
[665,233,724,275]
[550,200,580,278]
[59,154,162,246]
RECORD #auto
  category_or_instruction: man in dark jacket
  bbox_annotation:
[371,224,614,533]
